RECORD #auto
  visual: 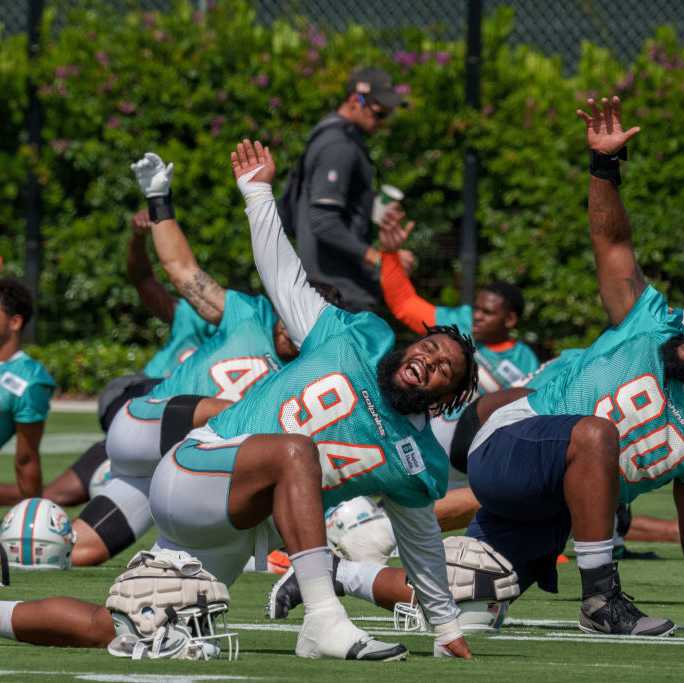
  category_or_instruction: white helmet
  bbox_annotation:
[0,498,75,570]
[393,536,519,633]
[88,458,112,499]
[326,496,397,564]
[107,549,238,661]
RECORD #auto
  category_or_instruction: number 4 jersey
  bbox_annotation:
[528,285,684,503]
[128,291,284,421]
[207,305,450,509]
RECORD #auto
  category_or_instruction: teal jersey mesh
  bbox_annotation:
[434,304,539,422]
[209,306,449,508]
[0,351,56,447]
[143,298,218,379]
[129,292,283,420]
[528,286,684,503]
[522,349,585,390]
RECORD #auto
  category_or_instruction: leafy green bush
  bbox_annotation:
[2,1,684,378]
[25,339,155,395]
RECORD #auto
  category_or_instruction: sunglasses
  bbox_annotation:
[357,94,390,120]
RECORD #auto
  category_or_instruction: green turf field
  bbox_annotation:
[0,410,682,682]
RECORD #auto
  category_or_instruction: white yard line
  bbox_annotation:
[0,673,262,683]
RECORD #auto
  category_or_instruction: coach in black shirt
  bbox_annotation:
[293,68,408,311]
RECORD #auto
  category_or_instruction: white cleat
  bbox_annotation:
[295,604,408,661]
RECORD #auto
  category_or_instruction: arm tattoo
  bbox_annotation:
[178,269,225,324]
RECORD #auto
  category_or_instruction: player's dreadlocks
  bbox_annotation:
[423,323,478,416]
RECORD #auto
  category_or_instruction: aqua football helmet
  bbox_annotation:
[0,498,75,570]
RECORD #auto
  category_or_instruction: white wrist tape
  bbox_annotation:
[432,618,463,658]
[236,166,274,208]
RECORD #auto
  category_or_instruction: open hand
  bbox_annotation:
[230,139,275,184]
[576,96,640,154]
[379,217,415,252]
[130,152,174,198]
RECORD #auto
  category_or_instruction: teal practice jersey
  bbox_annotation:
[434,304,539,423]
[208,306,449,509]
[0,351,56,447]
[129,291,283,420]
[528,286,684,503]
[143,298,218,379]
[522,349,585,390]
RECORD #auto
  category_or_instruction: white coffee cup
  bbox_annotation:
[372,184,404,225]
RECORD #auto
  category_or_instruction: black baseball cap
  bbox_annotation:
[347,67,406,110]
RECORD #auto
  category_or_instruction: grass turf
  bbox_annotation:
[0,411,682,682]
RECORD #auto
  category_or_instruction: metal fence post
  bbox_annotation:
[459,0,482,306]
[24,0,45,343]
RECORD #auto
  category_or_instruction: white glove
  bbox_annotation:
[131,152,174,198]
[433,619,464,658]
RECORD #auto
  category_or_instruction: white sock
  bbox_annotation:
[290,546,339,613]
[574,539,614,570]
[337,559,384,604]
[0,601,20,640]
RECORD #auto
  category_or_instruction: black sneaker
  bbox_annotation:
[579,562,675,637]
[612,545,660,561]
[266,555,344,619]
[0,545,8,587]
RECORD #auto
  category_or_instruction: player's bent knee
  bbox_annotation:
[90,606,116,648]
[282,435,320,470]
[572,417,619,464]
[76,495,135,559]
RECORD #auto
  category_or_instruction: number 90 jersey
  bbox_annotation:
[208,306,449,509]
[129,291,283,419]
[528,286,684,503]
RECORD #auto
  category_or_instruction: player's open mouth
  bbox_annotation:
[400,358,426,386]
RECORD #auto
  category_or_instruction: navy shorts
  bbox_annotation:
[466,414,583,594]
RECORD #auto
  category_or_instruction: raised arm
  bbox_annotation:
[576,96,643,326]
[231,140,327,348]
[130,153,226,325]
[126,210,176,324]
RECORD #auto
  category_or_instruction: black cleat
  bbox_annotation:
[266,555,344,619]
[579,562,675,637]
[0,545,9,587]
[612,545,660,561]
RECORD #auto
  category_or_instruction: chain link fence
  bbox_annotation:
[3,0,684,68]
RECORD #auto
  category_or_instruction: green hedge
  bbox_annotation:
[25,340,155,395]
[3,2,684,371]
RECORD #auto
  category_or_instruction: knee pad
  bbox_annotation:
[71,440,108,491]
[78,495,136,558]
[160,395,205,455]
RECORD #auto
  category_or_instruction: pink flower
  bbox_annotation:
[215,89,228,103]
[254,73,269,88]
[152,30,168,42]
[106,116,121,129]
[95,51,109,67]
[193,10,204,24]
[419,52,432,63]
[306,26,327,48]
[393,51,417,68]
[270,96,282,109]
[482,103,494,116]
[300,65,314,77]
[142,12,156,29]
[435,51,450,65]
[616,72,635,93]
[117,101,137,115]
[38,84,53,97]
[307,49,320,63]
[210,115,225,137]
[55,64,79,79]
[394,83,411,95]
[50,139,71,154]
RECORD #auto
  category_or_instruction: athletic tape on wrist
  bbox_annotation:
[236,166,274,208]
[147,192,175,223]
[589,147,627,186]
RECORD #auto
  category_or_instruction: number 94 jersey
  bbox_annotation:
[528,286,684,503]
[208,306,449,509]
[129,291,283,420]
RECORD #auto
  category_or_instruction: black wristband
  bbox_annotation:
[147,191,175,223]
[589,147,628,186]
